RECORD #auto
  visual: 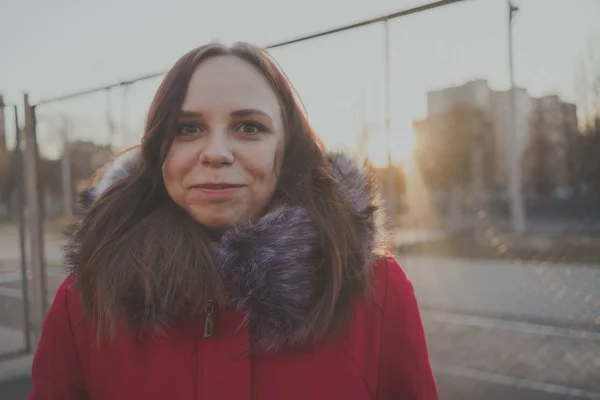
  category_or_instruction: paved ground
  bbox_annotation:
[423,312,600,396]
[435,374,598,400]
[2,358,597,399]
[3,368,597,399]
[3,373,592,400]
[0,376,32,400]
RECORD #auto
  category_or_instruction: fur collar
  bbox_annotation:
[71,147,386,348]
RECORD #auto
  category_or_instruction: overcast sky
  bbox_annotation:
[1,0,598,164]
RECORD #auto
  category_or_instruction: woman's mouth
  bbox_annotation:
[191,183,245,199]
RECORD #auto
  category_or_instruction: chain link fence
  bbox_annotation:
[1,0,599,397]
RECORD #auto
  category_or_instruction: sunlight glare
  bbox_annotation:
[365,129,417,167]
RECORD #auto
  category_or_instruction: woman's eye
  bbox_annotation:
[236,122,265,135]
[177,123,203,136]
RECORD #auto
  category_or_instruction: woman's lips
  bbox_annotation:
[190,183,245,200]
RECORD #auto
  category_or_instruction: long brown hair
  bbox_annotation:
[71,42,374,344]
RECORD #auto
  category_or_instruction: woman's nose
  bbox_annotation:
[198,131,234,167]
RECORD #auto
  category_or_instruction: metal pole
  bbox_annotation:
[383,20,397,229]
[470,111,486,208]
[0,97,8,214]
[0,96,7,215]
[507,0,526,233]
[60,116,73,218]
[23,93,47,344]
[0,96,6,152]
[13,105,32,352]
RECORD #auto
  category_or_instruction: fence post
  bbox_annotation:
[0,95,6,153]
[12,104,32,352]
[0,96,7,215]
[0,96,8,218]
[60,117,73,218]
[23,93,47,345]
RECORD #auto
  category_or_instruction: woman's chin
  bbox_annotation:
[182,203,264,232]
[191,213,247,231]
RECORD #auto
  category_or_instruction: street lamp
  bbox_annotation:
[507,0,526,233]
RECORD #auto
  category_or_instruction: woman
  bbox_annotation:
[29,42,437,399]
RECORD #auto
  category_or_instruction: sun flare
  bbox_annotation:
[365,130,417,168]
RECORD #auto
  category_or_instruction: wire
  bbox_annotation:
[32,0,471,107]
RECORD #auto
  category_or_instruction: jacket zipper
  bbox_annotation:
[204,301,215,338]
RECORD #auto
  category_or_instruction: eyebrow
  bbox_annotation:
[179,109,272,119]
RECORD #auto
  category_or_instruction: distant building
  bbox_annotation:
[414,79,578,197]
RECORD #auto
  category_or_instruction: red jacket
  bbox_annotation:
[28,257,437,400]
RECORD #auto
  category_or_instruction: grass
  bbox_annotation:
[398,233,600,266]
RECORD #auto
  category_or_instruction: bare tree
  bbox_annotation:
[523,101,554,199]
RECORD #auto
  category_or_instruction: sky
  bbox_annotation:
[1,0,598,164]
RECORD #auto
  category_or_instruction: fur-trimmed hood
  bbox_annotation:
[68,147,387,349]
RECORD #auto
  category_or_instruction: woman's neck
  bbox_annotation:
[204,228,223,242]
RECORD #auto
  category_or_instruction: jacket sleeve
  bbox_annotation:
[376,258,438,399]
[28,275,88,399]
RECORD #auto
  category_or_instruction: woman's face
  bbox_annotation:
[163,55,285,229]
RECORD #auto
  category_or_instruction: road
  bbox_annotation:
[2,227,599,332]
[4,240,600,330]
[400,255,600,332]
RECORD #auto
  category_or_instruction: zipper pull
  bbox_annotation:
[204,302,214,338]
